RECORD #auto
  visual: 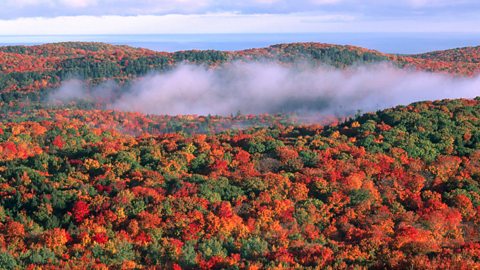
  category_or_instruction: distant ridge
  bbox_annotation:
[0,42,478,96]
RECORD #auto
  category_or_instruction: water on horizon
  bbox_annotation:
[0,33,479,54]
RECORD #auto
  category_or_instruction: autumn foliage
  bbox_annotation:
[0,42,480,269]
[0,96,478,269]
[0,42,478,97]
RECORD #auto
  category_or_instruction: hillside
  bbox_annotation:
[1,42,479,101]
[0,98,479,268]
[0,42,480,269]
[412,45,480,63]
[395,45,480,75]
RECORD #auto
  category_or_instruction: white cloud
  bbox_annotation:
[0,0,478,34]
[405,0,472,8]
[0,12,477,36]
[60,0,97,8]
[8,0,48,7]
[8,0,98,8]
[0,13,356,35]
[1,0,478,19]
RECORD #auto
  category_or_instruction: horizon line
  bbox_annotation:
[0,32,480,37]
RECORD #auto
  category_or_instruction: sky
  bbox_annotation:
[0,0,479,35]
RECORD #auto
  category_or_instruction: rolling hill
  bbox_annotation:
[0,42,479,99]
[0,97,479,269]
[0,42,479,269]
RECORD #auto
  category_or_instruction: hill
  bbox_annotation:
[412,45,480,63]
[395,45,480,75]
[0,42,480,269]
[0,42,479,101]
[0,97,479,268]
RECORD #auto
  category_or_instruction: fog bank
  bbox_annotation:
[48,62,480,117]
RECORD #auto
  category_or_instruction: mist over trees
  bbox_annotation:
[0,42,480,269]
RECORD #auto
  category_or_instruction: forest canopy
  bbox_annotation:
[0,42,479,269]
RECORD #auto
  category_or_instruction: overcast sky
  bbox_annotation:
[0,0,478,35]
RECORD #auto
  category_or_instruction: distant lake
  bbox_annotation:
[0,33,479,54]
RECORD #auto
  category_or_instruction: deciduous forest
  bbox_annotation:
[0,42,479,269]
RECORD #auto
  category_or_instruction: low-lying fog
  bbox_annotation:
[48,62,480,117]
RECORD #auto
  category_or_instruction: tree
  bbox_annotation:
[0,252,17,270]
[72,200,90,223]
